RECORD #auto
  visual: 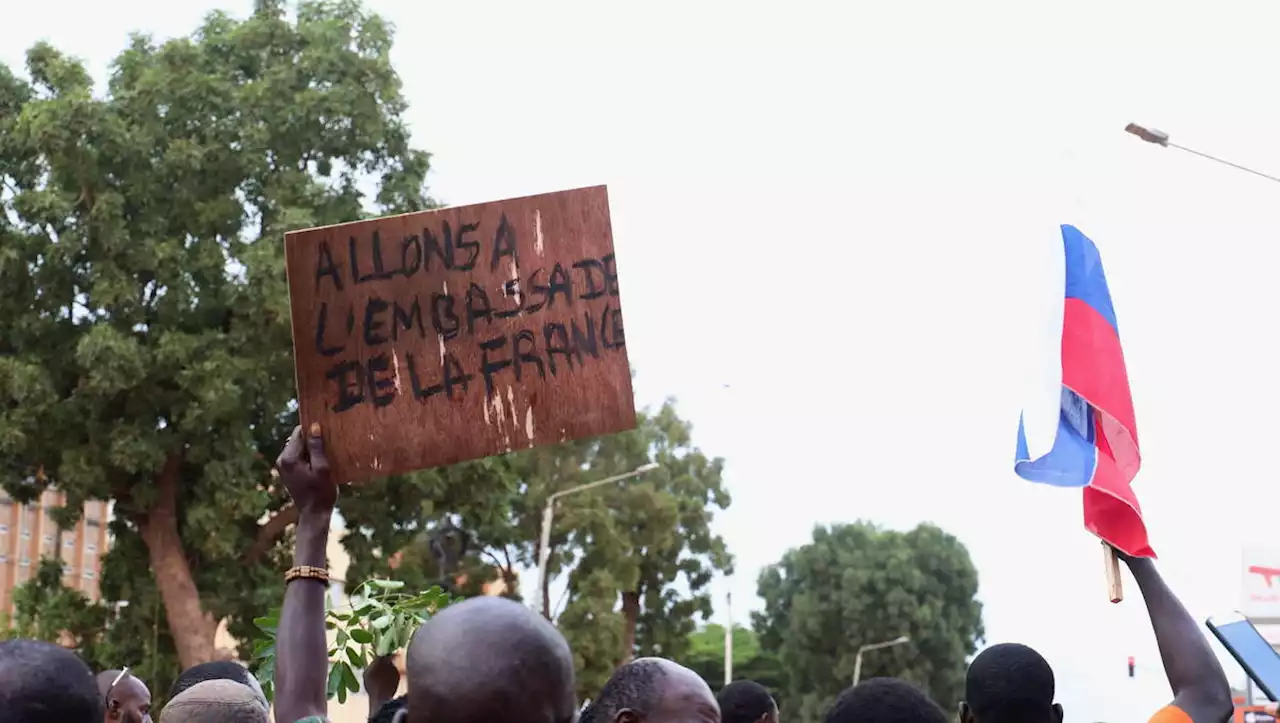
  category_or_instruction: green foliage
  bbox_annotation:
[753,522,984,723]
[681,624,786,707]
[0,0,441,666]
[250,579,454,703]
[351,401,733,701]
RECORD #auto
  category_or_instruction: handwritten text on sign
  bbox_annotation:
[285,186,636,483]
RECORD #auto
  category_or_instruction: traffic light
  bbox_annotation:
[1128,656,1135,678]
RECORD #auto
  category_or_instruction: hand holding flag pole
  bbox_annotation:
[1015,225,1154,604]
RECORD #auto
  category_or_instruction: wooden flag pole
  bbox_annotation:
[1104,542,1123,603]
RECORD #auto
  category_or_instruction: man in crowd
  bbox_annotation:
[0,638,103,723]
[168,661,268,710]
[160,680,268,723]
[403,595,578,723]
[717,680,779,723]
[98,668,153,723]
[961,549,1232,723]
[961,644,1059,723]
[584,657,720,723]
[823,677,949,723]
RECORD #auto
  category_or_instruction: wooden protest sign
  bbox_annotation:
[284,186,635,484]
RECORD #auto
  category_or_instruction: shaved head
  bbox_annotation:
[98,670,153,723]
[587,658,717,723]
[405,596,576,723]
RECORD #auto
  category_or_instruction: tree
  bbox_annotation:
[753,522,984,723]
[681,624,786,706]
[0,0,438,668]
[555,401,733,699]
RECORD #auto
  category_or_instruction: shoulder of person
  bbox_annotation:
[1148,705,1196,723]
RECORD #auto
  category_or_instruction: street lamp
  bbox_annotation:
[536,462,660,618]
[852,635,910,686]
[1124,122,1280,185]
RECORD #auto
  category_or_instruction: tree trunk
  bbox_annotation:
[620,590,640,664]
[137,453,216,668]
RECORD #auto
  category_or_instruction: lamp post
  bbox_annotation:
[1124,123,1280,185]
[536,462,660,618]
[852,635,910,686]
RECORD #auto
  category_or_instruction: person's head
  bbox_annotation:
[158,680,269,723]
[718,680,778,723]
[405,596,576,723]
[961,643,1061,723]
[0,638,104,723]
[588,657,719,723]
[98,669,153,723]
[823,678,948,723]
[168,662,267,712]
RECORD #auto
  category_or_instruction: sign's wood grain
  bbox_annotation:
[284,185,635,483]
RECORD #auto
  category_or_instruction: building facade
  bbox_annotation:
[0,488,112,616]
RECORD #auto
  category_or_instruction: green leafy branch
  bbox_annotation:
[251,579,455,703]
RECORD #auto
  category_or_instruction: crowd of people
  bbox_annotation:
[0,426,1239,723]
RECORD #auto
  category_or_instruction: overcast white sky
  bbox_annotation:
[8,0,1280,720]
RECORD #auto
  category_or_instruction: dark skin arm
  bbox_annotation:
[1120,551,1233,723]
[274,425,339,723]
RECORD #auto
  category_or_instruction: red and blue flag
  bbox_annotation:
[1015,225,1154,558]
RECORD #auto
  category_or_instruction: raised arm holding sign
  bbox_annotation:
[283,186,636,484]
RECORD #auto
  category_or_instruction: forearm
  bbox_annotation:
[1128,558,1231,718]
[275,507,333,723]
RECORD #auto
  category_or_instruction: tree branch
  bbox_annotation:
[248,503,298,561]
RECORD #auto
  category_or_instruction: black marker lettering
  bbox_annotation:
[400,234,423,277]
[455,222,480,271]
[366,230,394,281]
[544,323,573,376]
[465,283,493,332]
[546,263,573,308]
[512,329,545,382]
[524,269,546,314]
[495,278,523,319]
[363,297,390,346]
[601,253,620,296]
[423,226,453,271]
[574,258,607,301]
[490,213,519,271]
[479,335,512,397]
[392,297,425,341]
[441,353,472,399]
[406,353,441,400]
[366,354,396,407]
[602,305,625,350]
[431,293,460,341]
[315,241,343,292]
[314,302,346,357]
[326,360,364,412]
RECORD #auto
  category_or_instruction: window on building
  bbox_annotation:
[64,538,73,548]
[87,518,100,527]
[20,531,30,540]
[87,543,97,553]
[83,570,95,579]
[0,524,7,534]
[63,565,72,575]
[20,558,29,567]
[0,554,7,563]
[42,534,52,543]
